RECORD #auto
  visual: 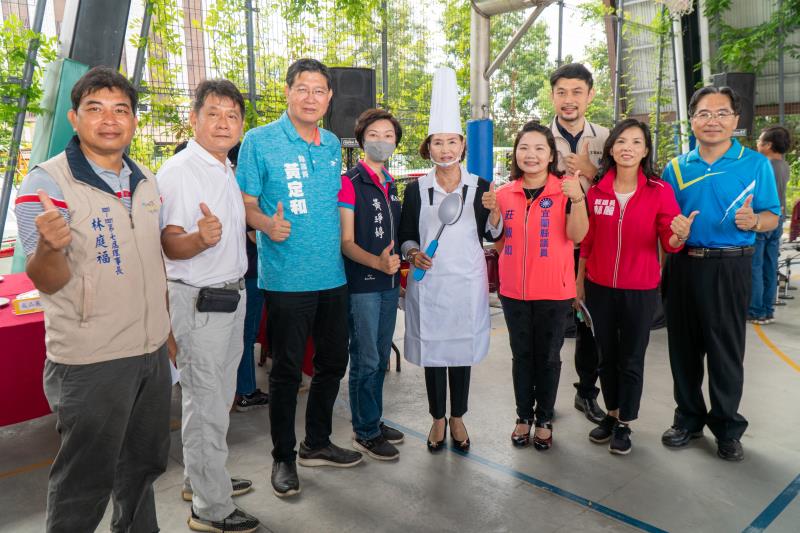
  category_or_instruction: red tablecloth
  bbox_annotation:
[0,273,50,426]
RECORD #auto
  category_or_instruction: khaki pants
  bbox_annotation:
[169,281,246,521]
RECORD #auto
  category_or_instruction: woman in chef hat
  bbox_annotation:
[398,67,502,452]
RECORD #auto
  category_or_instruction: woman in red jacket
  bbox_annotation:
[495,121,589,450]
[578,118,696,455]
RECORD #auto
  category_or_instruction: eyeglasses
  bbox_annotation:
[691,110,737,122]
[291,86,329,98]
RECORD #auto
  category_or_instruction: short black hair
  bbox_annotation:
[688,86,741,117]
[549,63,594,90]
[286,58,332,89]
[760,125,792,154]
[71,66,138,113]
[193,79,246,117]
[354,108,402,149]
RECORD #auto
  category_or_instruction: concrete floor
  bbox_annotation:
[2,262,799,532]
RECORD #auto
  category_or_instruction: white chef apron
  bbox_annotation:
[404,166,491,367]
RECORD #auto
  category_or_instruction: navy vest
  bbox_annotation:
[343,163,402,293]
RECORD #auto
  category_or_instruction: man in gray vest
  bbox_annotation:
[15,67,173,533]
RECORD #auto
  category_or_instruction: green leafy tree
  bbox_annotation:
[0,14,57,181]
[439,0,555,146]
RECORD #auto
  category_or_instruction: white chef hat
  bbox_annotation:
[427,67,463,137]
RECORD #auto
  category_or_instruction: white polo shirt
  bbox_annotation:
[158,139,247,286]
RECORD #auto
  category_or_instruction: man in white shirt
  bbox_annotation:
[158,80,259,533]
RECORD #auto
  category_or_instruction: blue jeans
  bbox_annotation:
[236,276,264,395]
[749,220,782,318]
[348,286,400,440]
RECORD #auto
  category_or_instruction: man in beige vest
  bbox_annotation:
[548,63,609,425]
[14,67,174,533]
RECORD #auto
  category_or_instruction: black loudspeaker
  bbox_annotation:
[324,68,376,148]
[62,0,133,68]
[711,72,756,137]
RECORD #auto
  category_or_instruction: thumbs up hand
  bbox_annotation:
[735,194,757,231]
[565,142,597,178]
[267,201,292,242]
[35,189,71,251]
[481,181,499,214]
[561,170,585,201]
[670,210,699,241]
[197,202,222,247]
[377,240,400,275]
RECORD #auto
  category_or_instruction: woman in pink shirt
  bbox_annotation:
[495,121,588,450]
[578,118,696,455]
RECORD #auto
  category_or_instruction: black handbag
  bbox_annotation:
[196,287,241,313]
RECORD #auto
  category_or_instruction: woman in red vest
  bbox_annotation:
[578,118,694,455]
[496,121,589,450]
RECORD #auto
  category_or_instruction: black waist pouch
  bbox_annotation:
[196,287,240,313]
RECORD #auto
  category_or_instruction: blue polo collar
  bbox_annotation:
[65,135,146,198]
[686,138,745,164]
[278,111,331,146]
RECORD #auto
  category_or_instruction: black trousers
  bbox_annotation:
[424,366,471,419]
[43,345,171,533]
[500,296,571,423]
[573,248,601,399]
[663,252,750,440]
[585,280,658,422]
[264,284,349,462]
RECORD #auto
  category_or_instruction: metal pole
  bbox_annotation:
[670,18,689,153]
[381,0,389,109]
[245,0,257,127]
[132,0,153,93]
[557,0,564,66]
[485,3,547,79]
[653,4,666,166]
[470,7,490,119]
[0,0,47,245]
[778,0,785,124]
[613,0,625,123]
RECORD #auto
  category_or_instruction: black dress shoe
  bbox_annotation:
[717,439,744,462]
[427,418,447,452]
[271,461,300,498]
[661,426,703,448]
[511,417,534,447]
[574,393,606,424]
[449,417,470,452]
[532,420,553,451]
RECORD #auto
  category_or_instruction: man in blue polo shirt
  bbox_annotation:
[660,86,780,461]
[236,58,362,498]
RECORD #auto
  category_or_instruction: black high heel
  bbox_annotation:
[427,418,447,452]
[532,420,553,451]
[449,417,470,452]
[511,417,534,447]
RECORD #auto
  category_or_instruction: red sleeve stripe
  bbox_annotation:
[15,194,69,209]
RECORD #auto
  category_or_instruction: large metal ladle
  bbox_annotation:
[413,192,464,281]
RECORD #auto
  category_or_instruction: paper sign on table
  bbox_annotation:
[13,289,43,315]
